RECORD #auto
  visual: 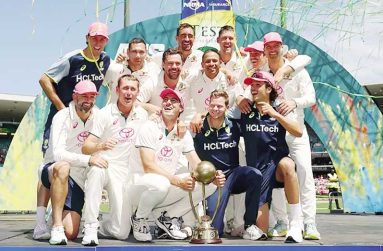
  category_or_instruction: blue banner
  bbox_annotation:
[181,0,232,19]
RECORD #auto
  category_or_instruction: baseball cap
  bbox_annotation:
[263,32,283,45]
[73,80,99,95]
[88,22,109,40]
[244,41,264,52]
[160,88,184,108]
[244,71,276,89]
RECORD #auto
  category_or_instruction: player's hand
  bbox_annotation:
[116,52,127,64]
[284,49,298,60]
[190,113,204,134]
[177,119,187,139]
[89,155,108,168]
[178,175,195,191]
[276,100,296,116]
[257,101,279,117]
[274,65,293,84]
[236,96,252,114]
[97,138,118,151]
[239,46,247,57]
[213,170,225,188]
[224,70,236,85]
[148,107,162,121]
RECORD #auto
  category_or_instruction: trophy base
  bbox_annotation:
[190,226,222,244]
[190,238,222,244]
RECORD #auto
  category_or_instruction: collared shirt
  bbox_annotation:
[44,49,110,127]
[220,52,248,81]
[104,61,159,103]
[240,56,314,129]
[131,119,195,175]
[237,103,294,172]
[46,101,98,189]
[193,115,241,174]
[276,59,316,126]
[121,61,159,86]
[137,71,189,106]
[90,103,148,164]
[188,71,242,114]
[46,50,110,106]
[150,49,204,74]
[137,70,195,122]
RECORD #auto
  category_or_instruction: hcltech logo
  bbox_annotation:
[184,0,205,11]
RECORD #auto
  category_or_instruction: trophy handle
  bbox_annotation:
[188,191,202,224]
[211,186,221,222]
[189,184,221,224]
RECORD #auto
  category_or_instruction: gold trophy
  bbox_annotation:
[188,161,222,244]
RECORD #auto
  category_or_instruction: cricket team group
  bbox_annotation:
[32,21,319,246]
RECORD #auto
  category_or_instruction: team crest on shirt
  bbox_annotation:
[232,63,241,71]
[80,65,87,71]
[249,112,255,118]
[177,81,186,91]
[190,55,197,62]
[113,119,119,125]
[158,145,173,162]
[225,126,231,135]
[118,127,135,143]
[72,122,78,128]
[99,61,104,71]
[138,70,148,77]
[197,87,203,94]
[77,131,90,145]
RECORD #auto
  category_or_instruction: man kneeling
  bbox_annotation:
[126,89,225,241]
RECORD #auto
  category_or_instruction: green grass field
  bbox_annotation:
[316,195,344,214]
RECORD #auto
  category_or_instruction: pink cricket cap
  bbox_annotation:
[73,80,99,95]
[244,41,264,52]
[88,22,109,40]
[263,32,283,45]
[160,88,184,108]
[244,71,276,90]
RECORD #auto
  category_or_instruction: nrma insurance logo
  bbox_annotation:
[183,0,205,11]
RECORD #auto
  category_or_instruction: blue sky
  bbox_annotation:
[0,0,180,96]
[0,1,381,97]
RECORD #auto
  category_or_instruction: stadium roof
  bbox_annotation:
[364,84,383,112]
[0,94,35,123]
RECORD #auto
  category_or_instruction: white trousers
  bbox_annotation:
[126,172,216,226]
[83,163,130,240]
[271,127,316,225]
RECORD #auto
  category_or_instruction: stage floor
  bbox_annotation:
[0,213,382,249]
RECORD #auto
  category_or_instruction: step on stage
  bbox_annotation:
[0,213,382,250]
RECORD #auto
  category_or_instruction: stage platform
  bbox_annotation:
[0,213,382,250]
